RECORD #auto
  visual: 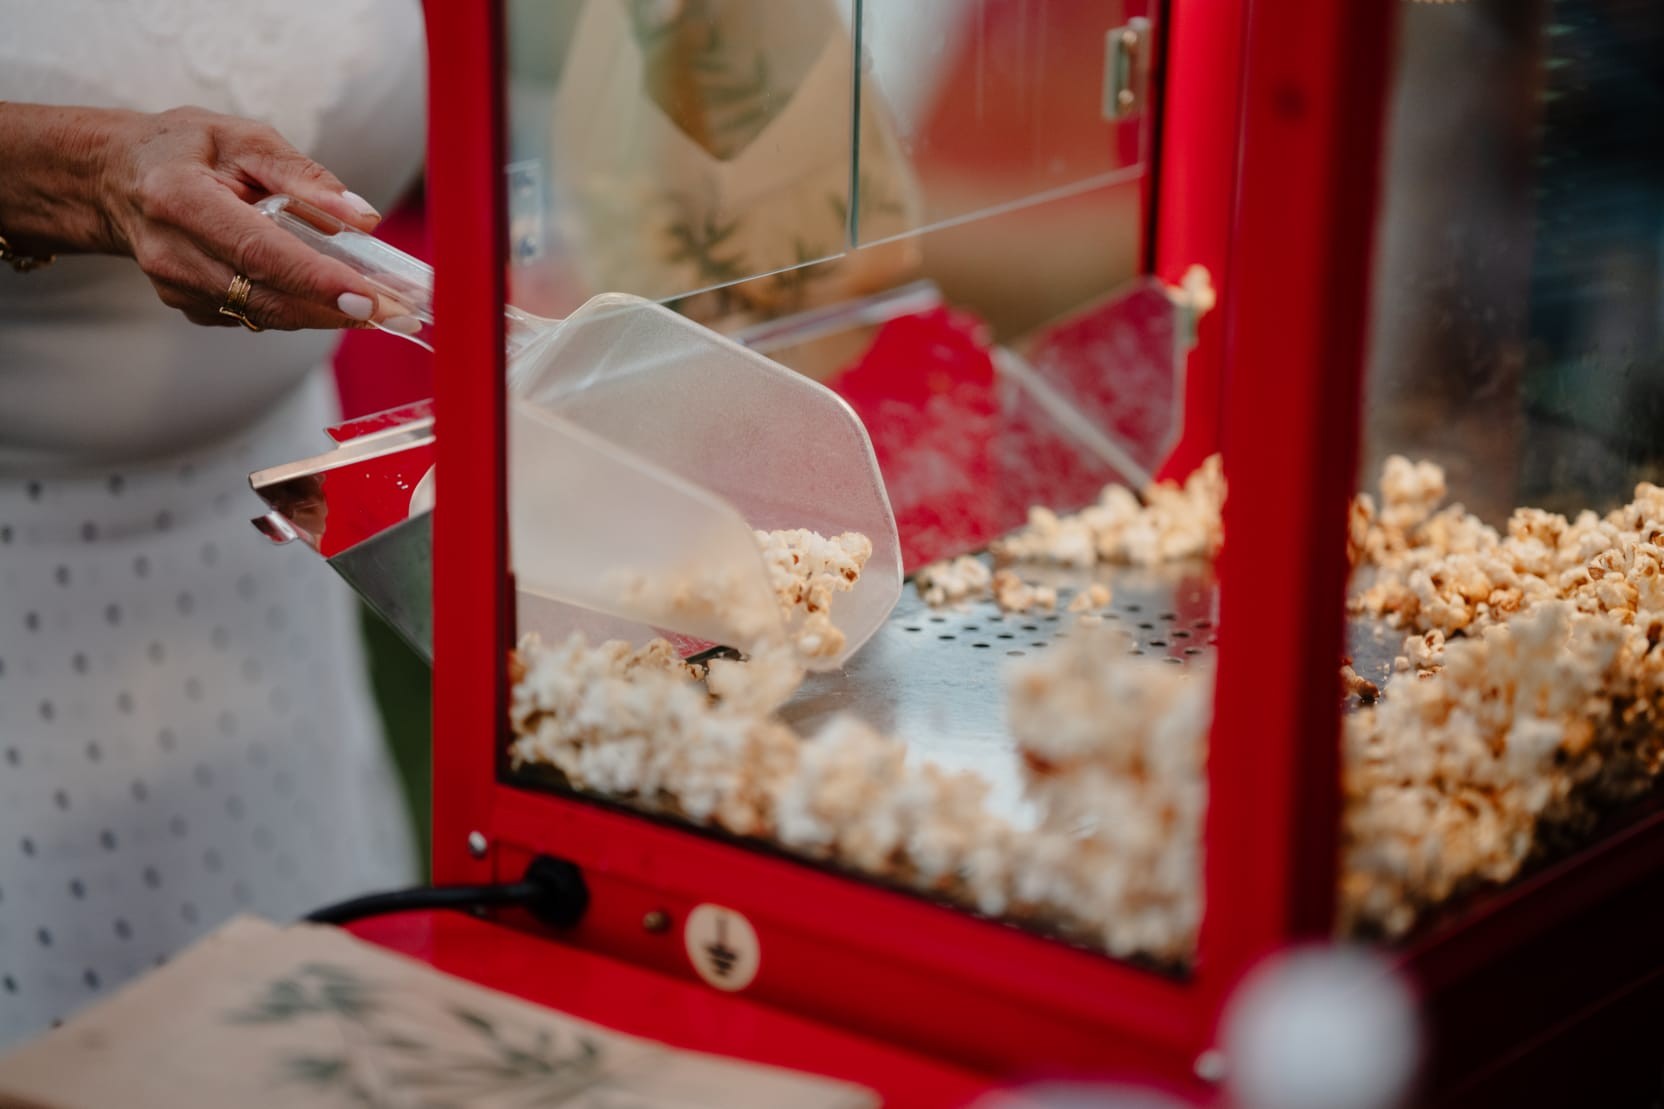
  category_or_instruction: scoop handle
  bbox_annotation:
[257,196,551,353]
[253,195,436,349]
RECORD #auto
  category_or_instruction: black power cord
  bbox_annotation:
[303,855,589,930]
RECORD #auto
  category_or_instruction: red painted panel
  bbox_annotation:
[1199,0,1396,1013]
[486,786,1207,1079]
[348,911,999,1109]
[1153,0,1246,481]
[426,0,508,889]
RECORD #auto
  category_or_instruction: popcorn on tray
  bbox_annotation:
[912,455,1222,613]
[992,569,1058,614]
[1067,582,1114,614]
[1340,664,1380,705]
[755,528,874,660]
[1006,627,1213,961]
[611,527,873,664]
[989,454,1225,570]
[1353,458,1664,638]
[507,631,1029,926]
[1339,602,1664,939]
[913,554,992,608]
[508,455,1664,967]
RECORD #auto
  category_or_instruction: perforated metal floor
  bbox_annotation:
[779,560,1219,824]
[776,557,1407,825]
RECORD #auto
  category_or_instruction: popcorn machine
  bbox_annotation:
[253,0,1664,1104]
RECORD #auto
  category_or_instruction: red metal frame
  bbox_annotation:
[426,0,509,891]
[409,0,1664,1101]
[1153,0,1246,482]
[1200,0,1397,1005]
[415,0,1399,1092]
[347,912,997,1108]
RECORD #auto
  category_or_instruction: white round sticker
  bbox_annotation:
[683,904,760,991]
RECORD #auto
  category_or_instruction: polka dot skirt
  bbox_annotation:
[0,373,415,1045]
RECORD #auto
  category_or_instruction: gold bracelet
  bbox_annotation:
[0,227,55,273]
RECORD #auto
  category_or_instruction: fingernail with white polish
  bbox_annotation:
[342,190,380,220]
[337,292,374,320]
[381,315,423,335]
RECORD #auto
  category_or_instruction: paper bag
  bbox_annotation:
[0,916,878,1109]
[539,0,921,328]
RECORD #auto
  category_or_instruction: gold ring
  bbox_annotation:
[218,273,263,332]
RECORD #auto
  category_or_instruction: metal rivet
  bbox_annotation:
[643,910,671,934]
[1193,1048,1227,1084]
[466,831,488,858]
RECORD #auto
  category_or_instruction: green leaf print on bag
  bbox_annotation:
[227,964,617,1106]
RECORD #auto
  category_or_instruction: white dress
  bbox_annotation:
[0,0,427,1044]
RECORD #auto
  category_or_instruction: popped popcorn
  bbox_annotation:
[755,528,874,661]
[612,527,873,663]
[507,455,1664,966]
[509,633,797,838]
[1399,629,1447,674]
[914,554,993,607]
[510,632,1031,928]
[1352,459,1664,638]
[990,454,1224,569]
[705,642,805,717]
[1339,602,1664,938]
[1067,583,1114,614]
[1340,664,1380,705]
[992,569,1058,614]
[770,717,1010,894]
[1006,627,1212,961]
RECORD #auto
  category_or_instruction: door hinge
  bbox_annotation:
[1104,17,1153,121]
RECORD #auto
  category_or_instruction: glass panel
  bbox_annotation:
[504,0,857,324]
[502,270,1213,970]
[497,1,1200,970]
[1345,0,1664,943]
[667,168,1142,361]
[854,0,1153,244]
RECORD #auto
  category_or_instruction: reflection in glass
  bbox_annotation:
[497,0,1203,969]
[1364,0,1664,520]
[506,0,924,330]
[855,0,1151,243]
[1346,0,1664,943]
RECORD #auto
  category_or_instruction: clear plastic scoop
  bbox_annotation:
[253,196,901,668]
[254,196,544,356]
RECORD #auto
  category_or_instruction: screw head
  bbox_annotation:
[642,910,671,934]
[466,831,488,858]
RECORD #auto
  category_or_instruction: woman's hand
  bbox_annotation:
[0,103,397,331]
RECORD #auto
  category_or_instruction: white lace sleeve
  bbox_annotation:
[0,0,409,156]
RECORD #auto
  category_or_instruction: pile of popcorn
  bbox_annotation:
[1326,458,1664,936]
[612,527,873,662]
[508,636,798,837]
[1339,601,1664,938]
[914,555,1068,616]
[913,455,1222,614]
[989,454,1224,569]
[914,555,992,608]
[1005,628,1211,960]
[508,625,1211,962]
[509,633,1026,925]
[754,528,874,660]
[510,454,1664,962]
[1352,457,1664,641]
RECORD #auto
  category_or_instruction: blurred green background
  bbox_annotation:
[363,606,432,880]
